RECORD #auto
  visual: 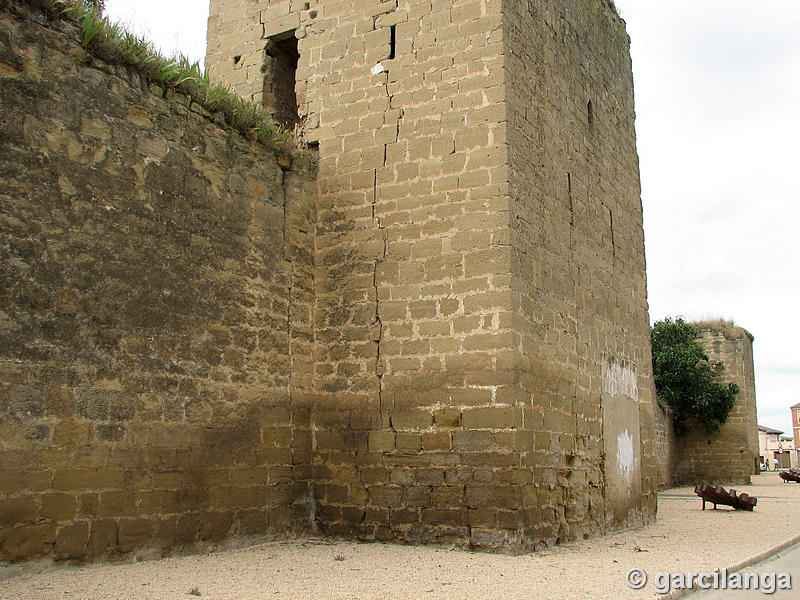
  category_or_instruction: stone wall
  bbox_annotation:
[0,1,316,562]
[208,0,656,550]
[228,0,524,548]
[1,0,659,563]
[653,400,676,488]
[503,0,658,533]
[670,324,759,486]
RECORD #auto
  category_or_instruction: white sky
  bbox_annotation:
[617,0,800,437]
[104,0,800,436]
[104,0,207,65]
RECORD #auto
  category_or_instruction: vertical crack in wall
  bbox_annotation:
[381,76,401,167]
[372,169,388,427]
[567,172,580,440]
[376,18,401,164]
[608,207,615,267]
[373,9,397,427]
[395,108,402,142]
[280,164,298,489]
[281,161,319,530]
[567,171,574,240]
[281,167,293,408]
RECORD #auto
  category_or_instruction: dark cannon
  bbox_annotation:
[779,468,800,483]
[694,483,757,511]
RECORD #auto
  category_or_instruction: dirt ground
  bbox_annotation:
[2,473,799,600]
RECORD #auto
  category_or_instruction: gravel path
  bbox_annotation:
[2,473,799,599]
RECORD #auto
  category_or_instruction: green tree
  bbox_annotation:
[651,317,738,435]
[86,0,105,12]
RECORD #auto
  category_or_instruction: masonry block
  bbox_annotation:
[391,409,433,431]
[368,429,396,453]
[53,522,89,560]
[0,524,56,561]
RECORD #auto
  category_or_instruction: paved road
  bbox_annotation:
[684,542,800,599]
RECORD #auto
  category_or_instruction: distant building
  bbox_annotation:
[758,425,795,469]
[792,402,800,467]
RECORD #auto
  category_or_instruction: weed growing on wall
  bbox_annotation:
[33,0,293,150]
[651,317,739,434]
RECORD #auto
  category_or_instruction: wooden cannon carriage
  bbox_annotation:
[779,468,800,483]
[694,483,757,511]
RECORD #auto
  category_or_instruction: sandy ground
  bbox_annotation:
[2,472,799,600]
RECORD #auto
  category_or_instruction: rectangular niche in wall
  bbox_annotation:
[263,31,299,130]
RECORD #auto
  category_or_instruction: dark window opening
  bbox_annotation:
[233,54,242,66]
[587,99,595,132]
[389,25,396,60]
[263,32,299,130]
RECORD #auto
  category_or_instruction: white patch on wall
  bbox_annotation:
[371,62,385,75]
[617,429,635,491]
[603,359,638,400]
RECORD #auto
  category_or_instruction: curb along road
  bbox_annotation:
[662,534,800,600]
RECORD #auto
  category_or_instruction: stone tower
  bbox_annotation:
[207,0,658,549]
[669,323,759,486]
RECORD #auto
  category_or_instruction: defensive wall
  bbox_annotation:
[1,0,659,563]
[0,0,316,562]
[663,323,759,486]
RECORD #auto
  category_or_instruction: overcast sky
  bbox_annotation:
[104,0,800,436]
[616,0,800,437]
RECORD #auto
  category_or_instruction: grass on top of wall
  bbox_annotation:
[26,0,294,151]
[690,318,755,342]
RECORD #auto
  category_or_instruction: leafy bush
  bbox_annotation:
[651,317,738,435]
